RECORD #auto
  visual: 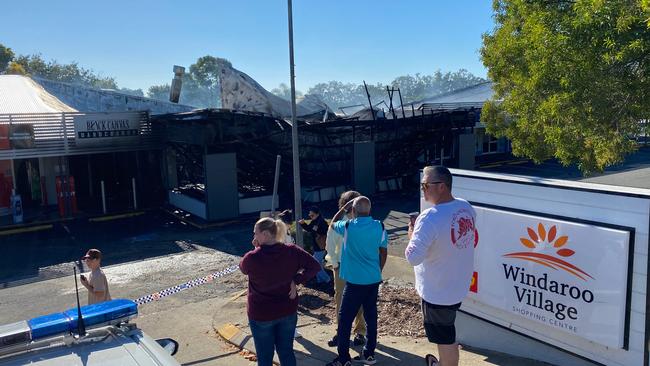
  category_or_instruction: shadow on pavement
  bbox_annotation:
[460,344,551,365]
[0,211,198,285]
[181,351,241,366]
[0,191,420,287]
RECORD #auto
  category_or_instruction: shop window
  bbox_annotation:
[482,134,499,154]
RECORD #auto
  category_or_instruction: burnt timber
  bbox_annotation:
[152,107,478,198]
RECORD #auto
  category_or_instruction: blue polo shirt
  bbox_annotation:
[333,216,388,285]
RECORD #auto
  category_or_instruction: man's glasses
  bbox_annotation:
[421,181,444,190]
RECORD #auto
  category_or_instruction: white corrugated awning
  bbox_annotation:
[0,75,77,114]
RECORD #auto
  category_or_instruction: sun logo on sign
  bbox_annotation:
[502,223,593,281]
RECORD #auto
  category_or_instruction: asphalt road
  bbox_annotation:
[0,191,419,286]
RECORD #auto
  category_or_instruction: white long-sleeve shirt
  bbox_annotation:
[325,213,354,268]
[324,227,342,268]
[405,198,477,305]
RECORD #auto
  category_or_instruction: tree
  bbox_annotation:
[12,53,117,89]
[481,0,650,173]
[307,81,386,110]
[147,55,234,108]
[147,74,217,108]
[305,70,485,111]
[0,44,14,73]
[5,61,25,75]
[147,84,171,101]
[188,56,231,107]
[119,87,144,97]
[391,70,486,103]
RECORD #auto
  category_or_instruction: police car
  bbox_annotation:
[0,299,180,366]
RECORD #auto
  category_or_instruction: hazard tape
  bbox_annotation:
[134,264,240,305]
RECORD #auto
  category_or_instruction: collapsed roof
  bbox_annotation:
[218,62,331,119]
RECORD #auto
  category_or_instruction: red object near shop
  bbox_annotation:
[69,175,78,214]
[469,271,478,293]
[0,174,11,209]
[55,176,64,217]
[0,125,9,150]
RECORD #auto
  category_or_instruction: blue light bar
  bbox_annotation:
[27,299,137,341]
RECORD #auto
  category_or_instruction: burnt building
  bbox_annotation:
[153,105,479,220]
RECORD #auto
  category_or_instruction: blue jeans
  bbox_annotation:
[249,312,297,366]
[337,282,380,362]
[313,250,331,283]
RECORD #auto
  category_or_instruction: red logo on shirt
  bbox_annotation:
[450,209,478,249]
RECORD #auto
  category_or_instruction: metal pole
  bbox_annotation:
[271,155,281,217]
[386,86,397,120]
[9,115,16,190]
[132,177,137,210]
[398,88,406,119]
[101,180,106,214]
[10,159,16,191]
[61,113,67,152]
[288,0,303,247]
[363,81,376,121]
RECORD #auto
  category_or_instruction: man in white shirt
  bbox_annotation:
[405,166,477,366]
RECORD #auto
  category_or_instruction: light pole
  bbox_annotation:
[287,0,303,246]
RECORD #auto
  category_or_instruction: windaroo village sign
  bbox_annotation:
[421,169,650,366]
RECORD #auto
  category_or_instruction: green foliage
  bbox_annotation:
[118,88,144,97]
[12,53,117,89]
[481,0,650,173]
[306,70,486,111]
[390,70,486,103]
[147,55,232,108]
[306,81,390,110]
[189,56,230,88]
[147,84,171,101]
[5,61,25,75]
[0,44,15,73]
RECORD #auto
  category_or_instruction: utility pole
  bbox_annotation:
[287,0,303,246]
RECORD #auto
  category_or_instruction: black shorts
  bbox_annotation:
[421,300,461,345]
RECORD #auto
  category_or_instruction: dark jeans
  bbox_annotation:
[249,312,297,366]
[337,282,380,362]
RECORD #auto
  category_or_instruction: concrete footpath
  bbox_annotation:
[0,246,551,365]
[137,255,549,366]
[0,208,553,365]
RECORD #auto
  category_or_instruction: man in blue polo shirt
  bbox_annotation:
[326,196,388,366]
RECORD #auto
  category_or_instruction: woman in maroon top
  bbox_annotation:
[240,217,321,366]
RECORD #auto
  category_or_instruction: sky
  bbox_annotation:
[0,0,495,93]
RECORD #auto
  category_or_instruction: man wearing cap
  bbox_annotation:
[80,249,111,305]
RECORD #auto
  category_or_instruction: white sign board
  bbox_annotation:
[421,169,650,366]
[74,112,141,146]
[470,206,630,348]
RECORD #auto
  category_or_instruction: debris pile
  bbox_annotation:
[299,283,425,338]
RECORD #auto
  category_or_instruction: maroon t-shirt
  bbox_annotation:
[240,243,321,321]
